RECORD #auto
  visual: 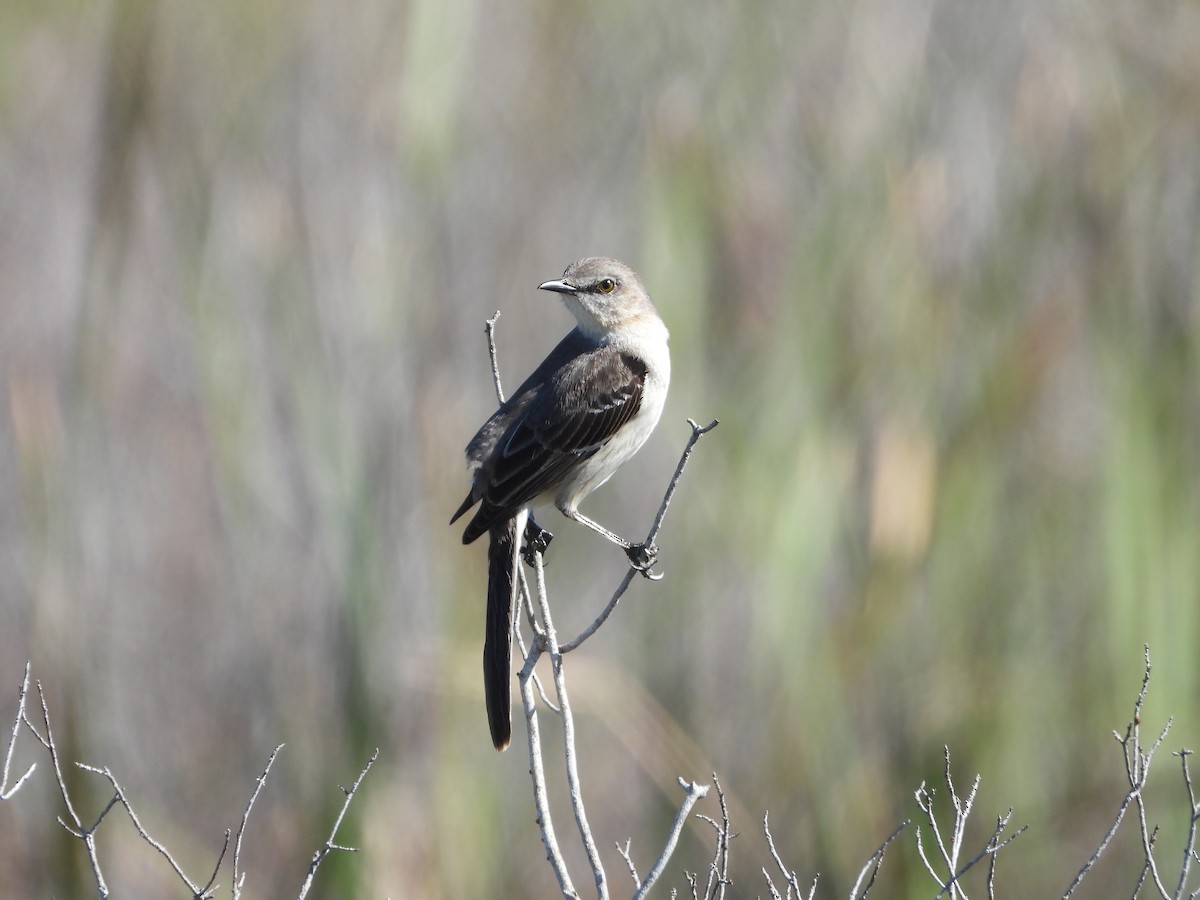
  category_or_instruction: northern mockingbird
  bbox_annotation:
[451,257,671,750]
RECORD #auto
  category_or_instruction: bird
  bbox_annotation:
[451,257,671,750]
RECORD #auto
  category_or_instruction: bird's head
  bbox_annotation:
[539,257,657,338]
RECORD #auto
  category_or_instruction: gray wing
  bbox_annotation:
[454,343,645,543]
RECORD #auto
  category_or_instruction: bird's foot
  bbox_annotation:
[522,519,554,565]
[626,541,662,579]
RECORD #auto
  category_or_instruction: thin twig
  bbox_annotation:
[560,419,718,653]
[1064,646,1169,899]
[934,809,1028,899]
[848,820,908,900]
[514,570,558,713]
[1175,749,1199,898]
[915,747,1028,900]
[519,637,579,899]
[530,551,609,898]
[617,838,641,890]
[914,784,945,890]
[232,743,284,900]
[78,763,218,898]
[1133,726,1174,899]
[30,680,110,896]
[296,748,379,900]
[916,749,969,897]
[1,661,36,799]
[1134,856,1152,899]
[984,812,1027,899]
[559,568,637,654]
[695,816,723,900]
[641,418,719,550]
[485,311,505,403]
[703,777,732,900]
[1124,650,1173,899]
[764,810,806,900]
[632,778,710,900]
[1062,761,1140,898]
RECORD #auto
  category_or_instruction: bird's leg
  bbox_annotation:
[562,509,660,575]
[522,515,554,566]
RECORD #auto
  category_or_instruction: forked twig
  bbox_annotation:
[296,748,380,899]
[1064,646,1171,899]
[1,662,36,799]
[78,763,223,899]
[763,809,812,900]
[632,778,709,900]
[530,550,609,898]
[849,820,909,900]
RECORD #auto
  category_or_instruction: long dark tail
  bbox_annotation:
[484,518,519,750]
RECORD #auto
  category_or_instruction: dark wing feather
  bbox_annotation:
[460,344,645,542]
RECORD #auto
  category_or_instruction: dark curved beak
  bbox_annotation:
[538,279,575,295]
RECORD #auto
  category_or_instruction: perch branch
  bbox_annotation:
[519,629,579,898]
[559,418,718,653]
[532,550,609,897]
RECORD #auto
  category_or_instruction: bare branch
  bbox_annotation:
[518,635,579,898]
[760,869,783,900]
[560,418,718,653]
[484,310,506,403]
[296,748,379,900]
[702,776,732,900]
[1,661,36,799]
[1174,749,1200,898]
[78,763,217,898]
[559,567,638,655]
[640,418,719,554]
[207,835,231,900]
[984,811,1028,899]
[763,809,810,900]
[912,747,1028,900]
[933,810,1028,899]
[27,680,110,896]
[914,784,946,890]
[514,571,558,714]
[632,777,710,900]
[617,838,641,891]
[8,666,379,897]
[232,742,284,900]
[848,820,908,900]
[1063,646,1170,899]
[527,551,609,898]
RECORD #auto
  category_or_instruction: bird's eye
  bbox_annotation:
[597,278,616,293]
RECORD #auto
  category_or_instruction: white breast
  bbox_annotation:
[552,316,670,513]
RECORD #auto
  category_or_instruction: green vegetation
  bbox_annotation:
[1,0,1198,895]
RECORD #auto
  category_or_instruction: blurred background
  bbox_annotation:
[1,0,1198,896]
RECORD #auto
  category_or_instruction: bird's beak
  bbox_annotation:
[538,279,575,295]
